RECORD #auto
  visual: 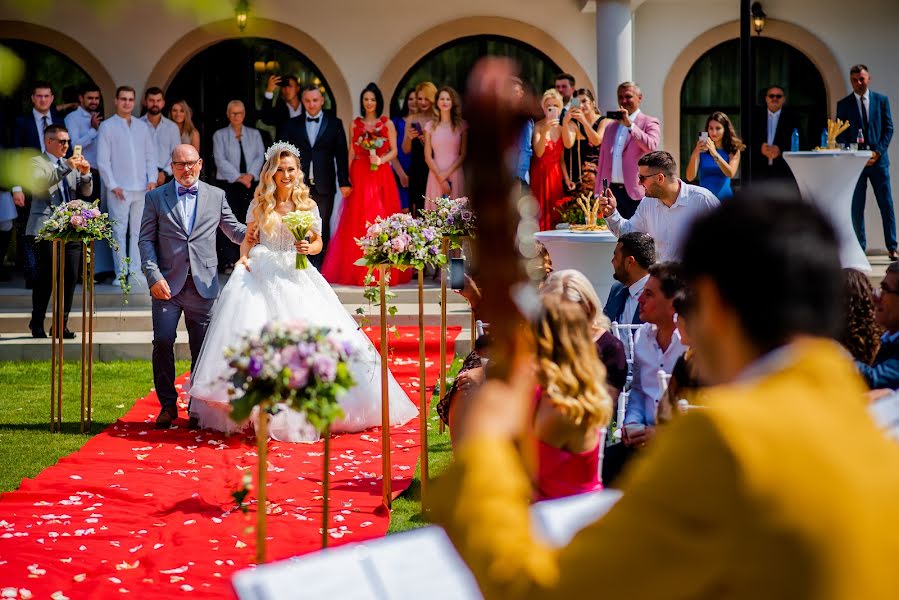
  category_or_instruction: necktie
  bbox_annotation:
[306,116,320,123]
[41,115,50,133]
[861,96,870,140]
[238,135,247,174]
[58,159,70,203]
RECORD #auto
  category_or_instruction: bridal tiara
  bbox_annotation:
[265,141,301,162]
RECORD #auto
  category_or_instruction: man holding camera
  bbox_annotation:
[594,82,661,219]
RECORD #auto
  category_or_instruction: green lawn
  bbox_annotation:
[0,360,189,493]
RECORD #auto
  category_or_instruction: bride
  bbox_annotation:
[188,142,418,442]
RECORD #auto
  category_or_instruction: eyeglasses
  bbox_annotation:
[172,161,200,170]
[637,171,662,182]
[767,94,784,99]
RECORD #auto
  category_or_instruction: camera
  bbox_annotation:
[606,110,625,120]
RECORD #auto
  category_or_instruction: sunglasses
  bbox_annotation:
[637,171,662,182]
[767,94,784,99]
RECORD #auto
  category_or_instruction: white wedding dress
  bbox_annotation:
[188,203,418,442]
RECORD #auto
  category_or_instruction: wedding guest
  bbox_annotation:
[840,268,882,366]
[392,88,417,211]
[402,82,436,216]
[97,85,157,285]
[600,151,719,262]
[533,295,613,500]
[11,81,65,289]
[531,89,568,231]
[685,111,744,200]
[212,100,264,273]
[424,86,467,207]
[435,191,899,599]
[561,88,608,191]
[594,82,661,219]
[603,261,686,485]
[26,124,92,339]
[554,73,576,113]
[322,83,409,287]
[604,231,655,325]
[751,85,800,183]
[260,74,303,139]
[64,83,102,169]
[512,77,534,194]
[836,65,896,260]
[857,262,899,389]
[656,288,705,424]
[170,100,200,151]
[141,87,182,188]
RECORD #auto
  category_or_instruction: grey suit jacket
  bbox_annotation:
[139,180,246,299]
[26,154,94,237]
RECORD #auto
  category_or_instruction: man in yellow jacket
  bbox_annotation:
[433,192,899,599]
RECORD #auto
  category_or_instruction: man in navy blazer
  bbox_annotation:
[858,262,899,389]
[836,65,895,259]
[604,231,655,325]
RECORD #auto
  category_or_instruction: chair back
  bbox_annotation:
[611,322,641,381]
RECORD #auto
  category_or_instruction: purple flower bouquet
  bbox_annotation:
[419,195,476,249]
[36,199,117,249]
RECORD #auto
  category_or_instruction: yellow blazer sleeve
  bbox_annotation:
[431,412,742,600]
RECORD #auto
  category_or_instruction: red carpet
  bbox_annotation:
[0,326,460,598]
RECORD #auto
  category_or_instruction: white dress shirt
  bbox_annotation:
[610,109,641,183]
[623,274,649,326]
[767,109,781,165]
[607,180,720,262]
[263,91,303,118]
[96,114,157,192]
[64,106,99,165]
[140,114,182,175]
[212,125,265,184]
[33,108,52,153]
[173,179,197,235]
[855,91,871,138]
[305,111,323,145]
[625,322,686,426]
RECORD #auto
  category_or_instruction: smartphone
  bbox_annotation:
[606,110,625,120]
[569,97,581,110]
[449,257,465,291]
[699,131,709,143]
[72,145,82,159]
[602,178,609,193]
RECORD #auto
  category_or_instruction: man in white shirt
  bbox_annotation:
[141,87,182,188]
[600,150,720,262]
[602,261,686,485]
[64,83,103,168]
[604,231,655,325]
[97,85,157,284]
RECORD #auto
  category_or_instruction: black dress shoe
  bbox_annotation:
[49,328,76,340]
[188,416,200,429]
[890,250,898,262]
[29,320,47,338]
[155,406,178,429]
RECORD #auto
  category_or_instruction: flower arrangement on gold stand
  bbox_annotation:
[419,195,477,249]
[223,321,357,557]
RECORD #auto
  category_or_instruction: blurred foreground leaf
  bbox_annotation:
[0,149,40,192]
[0,45,24,96]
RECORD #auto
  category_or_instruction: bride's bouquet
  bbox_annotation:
[355,213,445,271]
[37,199,116,247]
[224,320,356,429]
[357,130,386,171]
[419,195,476,249]
[281,209,317,269]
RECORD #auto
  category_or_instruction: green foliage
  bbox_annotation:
[0,44,24,95]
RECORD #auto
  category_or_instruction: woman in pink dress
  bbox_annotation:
[424,86,467,207]
[533,292,613,501]
[531,89,569,231]
[322,83,412,286]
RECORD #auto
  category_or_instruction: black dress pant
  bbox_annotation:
[31,237,82,330]
[310,189,334,269]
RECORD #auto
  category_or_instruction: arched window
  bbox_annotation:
[166,38,334,180]
[0,39,100,138]
[390,35,562,116]
[680,38,827,180]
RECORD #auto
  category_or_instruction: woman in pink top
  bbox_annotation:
[533,295,613,501]
[424,86,467,207]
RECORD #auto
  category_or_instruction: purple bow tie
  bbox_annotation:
[177,185,198,196]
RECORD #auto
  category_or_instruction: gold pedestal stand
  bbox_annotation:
[378,265,393,509]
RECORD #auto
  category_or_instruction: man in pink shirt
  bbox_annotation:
[595,82,661,218]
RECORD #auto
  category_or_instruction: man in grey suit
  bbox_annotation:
[139,144,246,428]
[28,124,93,339]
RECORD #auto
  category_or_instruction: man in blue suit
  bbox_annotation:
[837,65,895,260]
[603,231,655,325]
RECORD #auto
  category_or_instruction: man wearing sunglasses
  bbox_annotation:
[25,124,93,339]
[751,85,800,182]
[858,262,899,390]
[600,150,719,262]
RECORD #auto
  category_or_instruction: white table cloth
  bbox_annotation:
[784,150,873,272]
[534,229,619,302]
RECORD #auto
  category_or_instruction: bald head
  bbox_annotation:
[171,144,202,187]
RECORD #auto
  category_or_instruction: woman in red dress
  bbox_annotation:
[530,89,569,231]
[323,83,412,286]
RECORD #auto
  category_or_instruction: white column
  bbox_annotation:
[596,0,634,112]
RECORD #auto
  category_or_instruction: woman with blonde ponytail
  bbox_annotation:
[188,142,419,442]
[533,294,613,500]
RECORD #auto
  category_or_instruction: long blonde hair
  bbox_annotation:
[171,100,197,138]
[535,296,612,429]
[541,269,611,339]
[251,150,316,238]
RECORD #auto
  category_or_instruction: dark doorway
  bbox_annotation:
[166,37,334,181]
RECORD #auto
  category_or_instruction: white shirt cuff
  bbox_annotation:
[264,91,274,100]
[11,186,22,193]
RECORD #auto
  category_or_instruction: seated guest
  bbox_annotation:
[656,288,705,424]
[840,268,882,366]
[600,150,719,262]
[857,262,899,389]
[533,296,612,500]
[542,269,627,400]
[603,261,686,486]
[604,231,655,325]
